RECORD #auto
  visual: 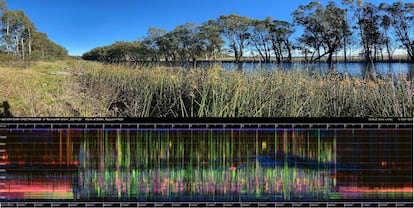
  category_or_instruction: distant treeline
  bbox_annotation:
[0,0,68,60]
[82,0,414,66]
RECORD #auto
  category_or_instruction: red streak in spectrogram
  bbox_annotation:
[5,180,72,193]
[339,187,413,193]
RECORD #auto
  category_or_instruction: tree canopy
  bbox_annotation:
[0,0,68,60]
[80,0,414,65]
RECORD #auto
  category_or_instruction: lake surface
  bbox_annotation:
[141,61,414,79]
[220,62,414,78]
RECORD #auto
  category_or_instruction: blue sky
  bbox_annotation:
[7,0,390,56]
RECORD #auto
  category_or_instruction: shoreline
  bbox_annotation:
[92,58,414,65]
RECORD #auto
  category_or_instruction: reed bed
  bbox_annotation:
[76,62,413,117]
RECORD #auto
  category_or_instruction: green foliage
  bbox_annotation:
[0,51,17,66]
[380,1,414,61]
[82,41,150,63]
[354,2,383,62]
[0,4,68,60]
[31,32,68,60]
[0,0,6,15]
[293,1,350,65]
[216,14,251,64]
[200,20,224,61]
[252,17,294,63]
[82,0,414,65]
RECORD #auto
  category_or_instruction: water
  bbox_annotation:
[220,62,414,78]
[146,61,414,79]
[129,61,413,79]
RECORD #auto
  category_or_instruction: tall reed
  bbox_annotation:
[77,63,413,117]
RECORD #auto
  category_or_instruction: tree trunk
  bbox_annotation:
[192,57,197,68]
[21,38,24,60]
[213,48,217,62]
[6,19,10,53]
[327,52,333,68]
[386,41,392,62]
[364,41,371,63]
[15,36,19,56]
[286,42,292,63]
[384,30,392,62]
[233,44,239,64]
[28,40,32,58]
[407,43,414,62]
[304,50,308,62]
[28,28,32,58]
[265,45,271,62]
[254,44,265,62]
[343,37,347,63]
[277,41,283,63]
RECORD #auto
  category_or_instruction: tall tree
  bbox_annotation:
[379,13,394,61]
[31,32,67,59]
[217,14,251,66]
[82,46,109,62]
[142,27,167,62]
[0,0,6,13]
[172,23,205,66]
[356,2,383,63]
[200,20,224,62]
[380,2,414,62]
[249,19,272,62]
[0,0,7,52]
[1,10,35,59]
[293,1,350,66]
[143,28,177,64]
[344,0,385,63]
[127,41,150,63]
[265,17,294,63]
[161,31,179,63]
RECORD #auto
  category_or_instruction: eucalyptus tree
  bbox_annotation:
[344,0,384,63]
[216,14,251,66]
[106,41,131,63]
[0,0,6,43]
[161,31,179,63]
[172,23,205,66]
[199,20,224,62]
[248,19,271,62]
[265,17,294,63]
[378,14,393,61]
[142,27,167,62]
[0,0,6,13]
[0,3,67,60]
[0,0,6,52]
[127,41,151,63]
[249,18,275,62]
[146,28,178,64]
[380,2,414,62]
[293,1,350,66]
[0,10,36,59]
[31,32,67,59]
[81,46,108,61]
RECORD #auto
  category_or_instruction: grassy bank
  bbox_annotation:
[0,60,412,117]
[0,61,73,116]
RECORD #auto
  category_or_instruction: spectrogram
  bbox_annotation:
[0,120,412,206]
